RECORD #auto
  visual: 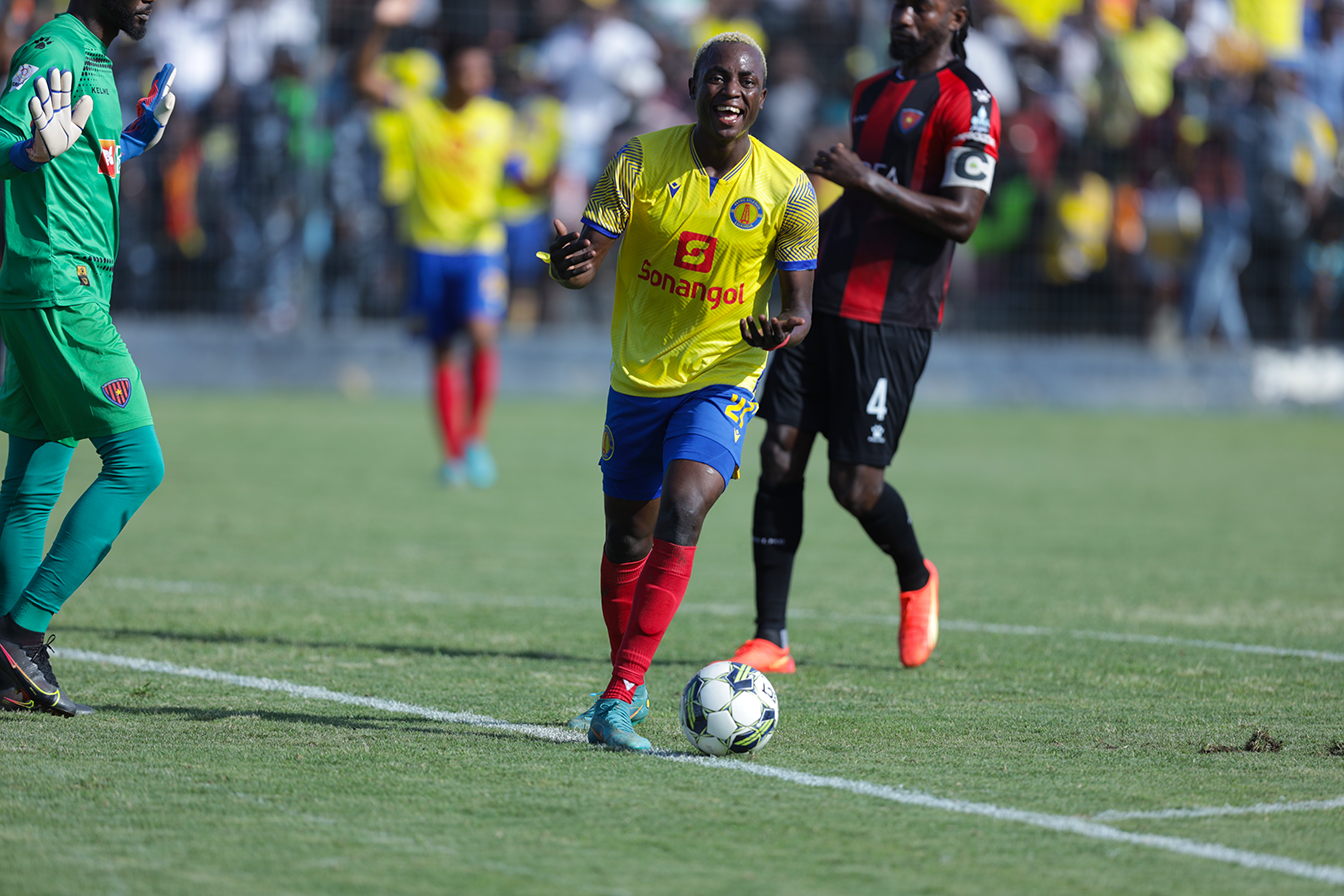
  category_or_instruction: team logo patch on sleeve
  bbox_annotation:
[101,378,132,408]
[730,197,764,230]
[899,109,925,133]
[9,64,38,93]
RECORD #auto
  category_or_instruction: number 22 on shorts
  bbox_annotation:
[724,392,758,425]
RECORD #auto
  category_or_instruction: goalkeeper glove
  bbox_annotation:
[8,68,93,170]
[121,63,175,160]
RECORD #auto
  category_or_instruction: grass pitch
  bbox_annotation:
[1,392,1341,896]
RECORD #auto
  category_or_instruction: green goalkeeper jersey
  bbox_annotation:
[0,15,124,308]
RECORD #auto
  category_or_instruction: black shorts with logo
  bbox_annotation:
[757,311,932,467]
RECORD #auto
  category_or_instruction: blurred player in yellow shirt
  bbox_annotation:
[547,32,818,751]
[357,0,512,488]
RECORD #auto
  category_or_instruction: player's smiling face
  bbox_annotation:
[689,42,766,143]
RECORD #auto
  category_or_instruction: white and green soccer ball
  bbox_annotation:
[680,661,778,756]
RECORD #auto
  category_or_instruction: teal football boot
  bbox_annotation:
[587,698,652,752]
[567,684,648,730]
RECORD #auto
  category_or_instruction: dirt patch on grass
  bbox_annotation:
[1244,730,1283,752]
[1328,741,1344,757]
[1198,730,1283,754]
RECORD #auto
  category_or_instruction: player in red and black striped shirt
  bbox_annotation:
[728,0,999,674]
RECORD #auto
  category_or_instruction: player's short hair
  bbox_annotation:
[692,31,767,84]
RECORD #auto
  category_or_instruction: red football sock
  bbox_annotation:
[602,539,696,701]
[434,363,466,460]
[466,345,499,443]
[600,551,648,665]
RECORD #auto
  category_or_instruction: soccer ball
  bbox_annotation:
[680,661,778,756]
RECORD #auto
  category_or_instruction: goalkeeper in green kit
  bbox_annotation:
[0,0,175,716]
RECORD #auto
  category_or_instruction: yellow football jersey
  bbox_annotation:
[582,125,818,398]
[400,94,513,253]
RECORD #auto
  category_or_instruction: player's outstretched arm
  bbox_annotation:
[741,269,813,350]
[121,64,176,160]
[808,142,987,243]
[546,218,617,290]
[11,69,92,169]
[354,0,418,105]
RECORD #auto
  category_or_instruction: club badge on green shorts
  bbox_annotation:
[101,378,132,408]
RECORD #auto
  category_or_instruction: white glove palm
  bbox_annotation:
[27,68,93,164]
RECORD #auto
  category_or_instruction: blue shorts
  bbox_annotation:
[504,213,550,289]
[600,384,759,501]
[406,249,508,342]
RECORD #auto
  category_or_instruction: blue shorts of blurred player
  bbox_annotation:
[505,213,550,292]
[405,249,508,343]
[600,384,759,501]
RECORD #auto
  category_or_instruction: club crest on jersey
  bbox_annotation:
[98,139,121,178]
[9,64,37,93]
[601,425,615,461]
[899,109,925,133]
[101,378,132,408]
[668,181,680,199]
[730,197,764,230]
[76,264,90,287]
[970,106,991,134]
[674,231,717,273]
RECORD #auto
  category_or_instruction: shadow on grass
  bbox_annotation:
[73,703,592,744]
[58,625,748,672]
[57,624,600,666]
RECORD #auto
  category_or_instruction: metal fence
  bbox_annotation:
[5,0,1343,346]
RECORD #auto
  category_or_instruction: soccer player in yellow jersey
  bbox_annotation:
[356,0,512,488]
[547,32,819,751]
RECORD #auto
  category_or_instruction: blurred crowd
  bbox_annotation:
[4,0,1344,346]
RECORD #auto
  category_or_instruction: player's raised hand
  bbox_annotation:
[121,63,176,160]
[547,218,595,282]
[741,312,805,350]
[26,68,92,164]
[373,0,420,27]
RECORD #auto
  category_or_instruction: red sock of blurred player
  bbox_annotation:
[602,539,696,701]
[434,363,466,460]
[600,551,648,664]
[466,346,499,443]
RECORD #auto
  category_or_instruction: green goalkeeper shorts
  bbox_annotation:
[0,303,154,446]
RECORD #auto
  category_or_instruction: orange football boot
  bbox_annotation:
[899,559,939,668]
[730,638,796,674]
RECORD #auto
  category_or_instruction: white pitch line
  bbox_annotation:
[1092,797,1344,822]
[59,648,1344,887]
[100,577,1344,664]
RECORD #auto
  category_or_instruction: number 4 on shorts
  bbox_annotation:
[866,377,889,422]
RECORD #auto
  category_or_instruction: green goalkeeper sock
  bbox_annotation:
[0,436,75,620]
[8,425,164,633]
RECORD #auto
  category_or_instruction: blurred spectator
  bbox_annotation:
[531,0,664,219]
[1113,0,1189,119]
[753,38,818,163]
[1302,0,1344,134]
[1185,121,1251,347]
[1238,66,1333,342]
